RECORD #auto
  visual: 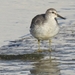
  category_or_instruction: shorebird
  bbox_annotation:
[30,8,66,51]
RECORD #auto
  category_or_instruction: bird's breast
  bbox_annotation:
[30,19,59,40]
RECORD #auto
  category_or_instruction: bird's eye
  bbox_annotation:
[52,12,54,13]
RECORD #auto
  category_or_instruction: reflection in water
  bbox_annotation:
[30,53,61,75]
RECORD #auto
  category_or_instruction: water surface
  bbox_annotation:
[0,0,75,75]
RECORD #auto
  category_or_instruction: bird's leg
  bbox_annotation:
[49,39,52,52]
[37,39,42,52]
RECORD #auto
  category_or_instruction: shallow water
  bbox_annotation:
[1,0,75,75]
[1,26,75,75]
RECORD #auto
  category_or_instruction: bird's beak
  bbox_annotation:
[57,14,66,19]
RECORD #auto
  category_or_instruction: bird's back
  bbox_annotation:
[30,14,46,28]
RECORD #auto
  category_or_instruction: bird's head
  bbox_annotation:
[45,8,66,19]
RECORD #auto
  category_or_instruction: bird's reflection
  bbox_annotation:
[30,52,61,75]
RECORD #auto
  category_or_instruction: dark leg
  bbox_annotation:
[38,39,40,50]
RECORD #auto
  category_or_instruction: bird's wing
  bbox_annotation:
[30,14,45,28]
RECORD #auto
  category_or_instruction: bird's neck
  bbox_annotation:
[45,14,55,21]
[45,15,57,26]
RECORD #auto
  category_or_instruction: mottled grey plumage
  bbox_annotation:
[30,14,46,28]
[30,14,58,28]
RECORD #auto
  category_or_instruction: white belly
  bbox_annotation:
[30,20,59,40]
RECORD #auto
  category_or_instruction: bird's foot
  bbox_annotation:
[37,49,43,52]
[48,48,52,52]
[34,49,43,53]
